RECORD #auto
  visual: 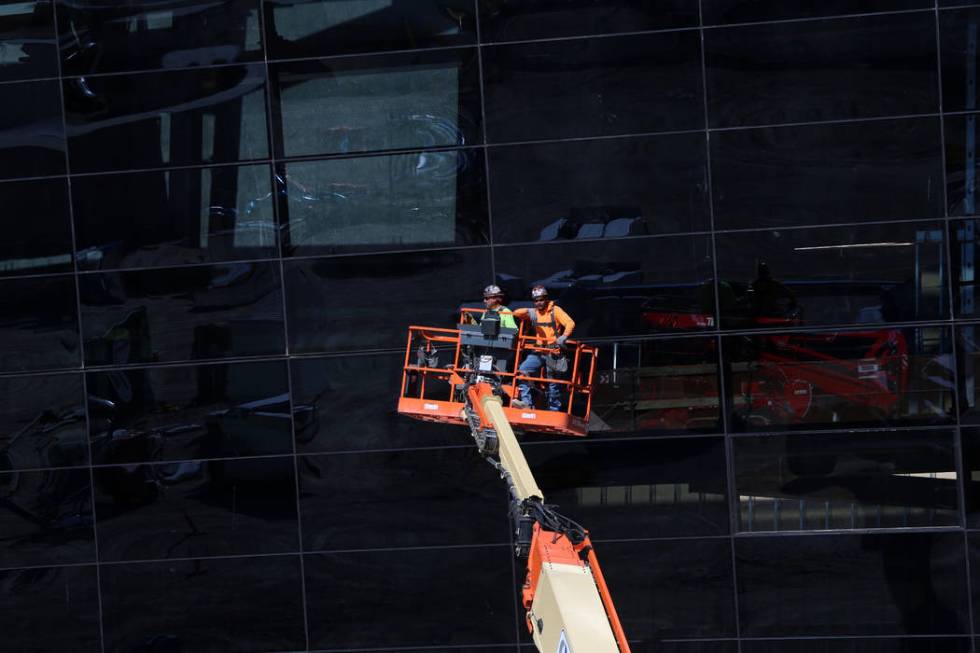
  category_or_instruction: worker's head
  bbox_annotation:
[530,285,550,307]
[483,284,504,309]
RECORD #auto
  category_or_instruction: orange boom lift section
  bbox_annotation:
[398,309,630,653]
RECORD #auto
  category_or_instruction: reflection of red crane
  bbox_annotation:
[632,309,909,429]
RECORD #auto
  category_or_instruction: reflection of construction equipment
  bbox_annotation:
[398,311,629,652]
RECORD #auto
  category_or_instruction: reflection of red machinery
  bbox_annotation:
[398,309,598,437]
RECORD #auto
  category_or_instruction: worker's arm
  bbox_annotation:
[554,306,575,339]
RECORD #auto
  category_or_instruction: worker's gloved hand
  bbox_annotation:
[556,335,568,348]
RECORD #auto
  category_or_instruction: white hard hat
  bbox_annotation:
[531,285,549,299]
[483,284,503,298]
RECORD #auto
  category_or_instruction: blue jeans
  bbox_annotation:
[517,353,562,411]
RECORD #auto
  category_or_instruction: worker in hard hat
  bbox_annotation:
[512,285,575,411]
[482,284,518,329]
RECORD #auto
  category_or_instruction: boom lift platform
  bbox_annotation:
[398,309,630,653]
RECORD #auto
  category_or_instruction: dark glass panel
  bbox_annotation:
[711,118,943,229]
[493,236,715,339]
[305,547,515,649]
[299,449,509,550]
[948,220,980,318]
[742,639,972,653]
[57,0,262,75]
[653,644,738,653]
[0,79,65,179]
[953,325,980,423]
[100,555,305,652]
[291,353,461,452]
[0,565,100,653]
[79,262,284,366]
[706,13,938,128]
[715,223,946,329]
[279,149,488,256]
[704,1,933,23]
[87,360,291,465]
[940,7,980,113]
[595,539,736,644]
[284,247,491,353]
[590,337,722,435]
[946,113,980,216]
[0,177,71,276]
[0,372,86,470]
[265,0,475,58]
[0,274,79,373]
[482,31,703,143]
[737,533,969,636]
[478,0,699,42]
[958,427,980,524]
[0,1,57,82]
[0,468,93,568]
[94,456,298,562]
[970,534,980,629]
[272,48,481,158]
[73,164,276,271]
[64,65,268,173]
[734,430,958,532]
[724,327,953,431]
[489,133,709,245]
[523,437,728,538]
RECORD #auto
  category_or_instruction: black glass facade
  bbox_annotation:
[2,1,980,652]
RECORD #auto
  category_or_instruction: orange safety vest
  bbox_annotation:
[514,302,575,345]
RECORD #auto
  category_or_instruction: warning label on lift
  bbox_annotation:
[556,629,570,653]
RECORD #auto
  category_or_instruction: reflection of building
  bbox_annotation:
[2,2,980,652]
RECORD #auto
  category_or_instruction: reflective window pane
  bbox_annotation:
[305,547,515,650]
[64,65,269,173]
[706,13,938,128]
[954,325,980,423]
[73,164,276,271]
[280,150,488,257]
[94,457,298,562]
[57,0,263,75]
[87,360,291,465]
[940,7,980,113]
[0,372,86,470]
[493,236,715,339]
[591,337,721,435]
[298,449,509,550]
[959,427,980,526]
[272,49,481,158]
[0,566,100,653]
[488,133,709,245]
[0,177,72,276]
[524,437,729,538]
[79,262,284,366]
[734,429,958,532]
[478,0,699,42]
[737,533,969,636]
[100,556,305,653]
[946,113,980,216]
[291,354,461,453]
[950,219,980,318]
[0,79,65,179]
[284,247,492,353]
[743,639,971,653]
[724,327,953,431]
[0,1,57,82]
[482,31,703,143]
[715,223,947,329]
[597,539,736,643]
[703,0,933,23]
[265,0,475,59]
[0,274,79,373]
[711,118,943,229]
[0,468,94,568]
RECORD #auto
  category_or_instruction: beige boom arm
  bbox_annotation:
[470,388,628,653]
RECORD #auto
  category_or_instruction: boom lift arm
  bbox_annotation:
[462,380,631,653]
